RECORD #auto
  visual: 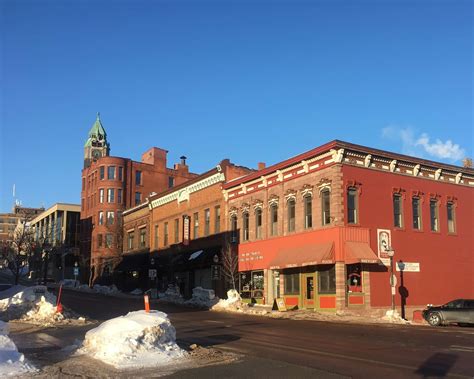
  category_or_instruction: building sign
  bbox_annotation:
[183,215,190,246]
[239,251,264,263]
[211,265,220,280]
[148,269,157,278]
[396,262,420,272]
[377,229,392,265]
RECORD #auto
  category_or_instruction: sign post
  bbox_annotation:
[73,262,79,286]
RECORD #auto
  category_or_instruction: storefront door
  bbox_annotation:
[302,273,316,309]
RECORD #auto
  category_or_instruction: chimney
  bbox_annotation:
[180,156,187,165]
[258,162,266,170]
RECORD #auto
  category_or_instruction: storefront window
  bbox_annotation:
[346,264,362,292]
[318,265,336,294]
[284,269,300,295]
[239,271,264,299]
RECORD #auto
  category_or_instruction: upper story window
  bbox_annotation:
[118,167,123,181]
[135,171,142,185]
[304,195,312,229]
[99,189,104,203]
[412,197,421,230]
[81,198,85,211]
[215,206,221,233]
[321,189,331,226]
[154,225,159,248]
[105,234,113,248]
[139,228,146,248]
[393,194,403,228]
[97,234,103,248]
[128,231,134,250]
[168,176,174,188]
[164,222,169,246]
[231,215,238,242]
[98,211,104,225]
[347,187,358,224]
[82,178,85,191]
[106,211,114,225]
[107,188,115,203]
[108,166,116,180]
[242,212,249,241]
[99,166,105,180]
[174,218,179,243]
[117,189,122,204]
[447,201,456,233]
[255,208,262,239]
[270,204,278,236]
[430,199,439,232]
[193,212,199,239]
[287,199,296,232]
[204,208,210,236]
[135,192,141,206]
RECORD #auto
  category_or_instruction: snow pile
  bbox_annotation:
[382,310,410,324]
[93,284,120,295]
[0,286,59,321]
[158,285,184,304]
[0,285,26,300]
[130,288,143,296]
[212,289,247,311]
[79,310,186,368]
[0,321,36,376]
[185,287,219,308]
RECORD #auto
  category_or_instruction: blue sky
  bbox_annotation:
[1,0,472,212]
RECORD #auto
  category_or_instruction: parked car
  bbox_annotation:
[422,299,474,326]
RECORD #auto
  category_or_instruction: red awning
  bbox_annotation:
[269,242,334,269]
[345,242,380,264]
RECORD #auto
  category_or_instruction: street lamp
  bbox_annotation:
[386,247,395,312]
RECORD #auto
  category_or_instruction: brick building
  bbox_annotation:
[80,114,197,284]
[223,140,474,317]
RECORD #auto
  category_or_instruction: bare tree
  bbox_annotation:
[462,157,473,168]
[221,239,238,291]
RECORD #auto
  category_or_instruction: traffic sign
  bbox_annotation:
[73,267,79,276]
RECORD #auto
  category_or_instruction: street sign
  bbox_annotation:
[73,267,79,276]
[148,269,157,279]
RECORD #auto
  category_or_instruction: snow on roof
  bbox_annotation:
[79,310,185,369]
[188,250,203,260]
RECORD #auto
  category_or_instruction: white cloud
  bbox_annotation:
[381,126,466,162]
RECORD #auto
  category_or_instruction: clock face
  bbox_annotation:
[92,149,101,159]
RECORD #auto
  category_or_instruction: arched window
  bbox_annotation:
[287,198,296,232]
[242,212,249,241]
[270,204,278,236]
[303,194,312,229]
[321,188,331,225]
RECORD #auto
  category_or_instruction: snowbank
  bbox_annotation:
[185,287,219,308]
[130,288,143,296]
[79,310,185,368]
[93,284,120,295]
[0,321,36,376]
[158,285,184,304]
[0,285,26,300]
[60,279,80,288]
[212,289,247,311]
[382,310,410,324]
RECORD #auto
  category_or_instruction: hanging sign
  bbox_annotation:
[183,215,190,246]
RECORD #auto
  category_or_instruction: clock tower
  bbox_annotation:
[84,113,110,168]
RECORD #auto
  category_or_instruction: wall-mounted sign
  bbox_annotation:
[148,269,157,278]
[211,265,220,280]
[396,262,420,272]
[183,215,190,246]
[377,229,392,262]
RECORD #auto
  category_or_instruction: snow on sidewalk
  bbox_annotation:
[0,320,36,377]
[78,310,186,369]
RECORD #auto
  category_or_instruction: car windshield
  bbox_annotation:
[444,299,464,308]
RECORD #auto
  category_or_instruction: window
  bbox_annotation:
[164,222,169,246]
[284,270,300,295]
[117,189,122,204]
[106,211,114,225]
[81,198,85,211]
[97,234,103,248]
[393,194,403,228]
[128,231,134,249]
[204,208,210,236]
[304,195,312,229]
[318,265,336,294]
[447,202,456,233]
[139,228,146,248]
[321,189,331,225]
[347,187,358,224]
[412,197,421,230]
[347,264,362,292]
[193,213,199,239]
[105,234,113,248]
[242,212,249,241]
[108,166,116,180]
[430,199,439,232]
[99,166,105,180]
[270,204,278,236]
[255,208,262,239]
[98,211,104,225]
[107,188,115,203]
[82,178,85,191]
[231,215,238,242]
[168,176,174,188]
[135,192,141,206]
[135,171,142,185]
[214,206,221,233]
[287,199,295,232]
[99,189,104,203]
[154,225,159,248]
[174,218,179,243]
[118,167,123,181]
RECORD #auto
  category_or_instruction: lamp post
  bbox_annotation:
[386,247,395,312]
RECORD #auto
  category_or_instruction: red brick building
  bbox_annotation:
[223,140,474,317]
[80,115,197,283]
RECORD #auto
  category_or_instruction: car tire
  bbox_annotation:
[427,312,442,326]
